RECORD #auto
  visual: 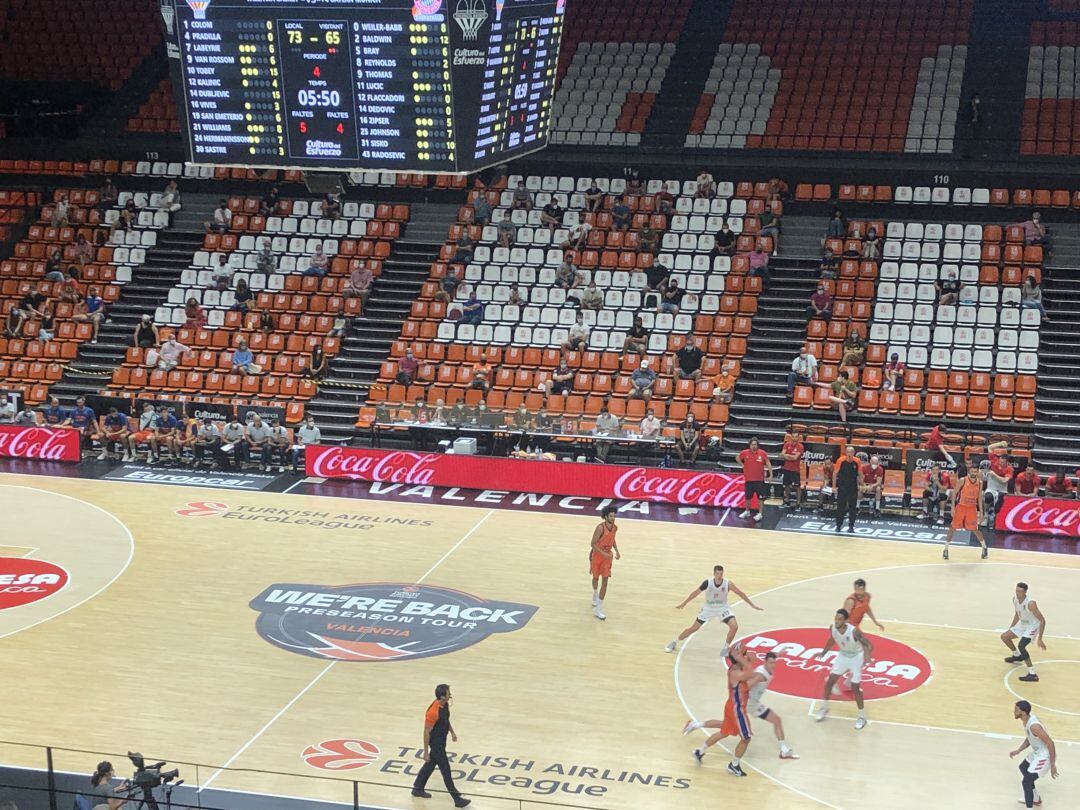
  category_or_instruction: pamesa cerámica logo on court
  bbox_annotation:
[251,582,538,662]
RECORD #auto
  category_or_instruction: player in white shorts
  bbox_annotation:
[665,564,763,656]
[1001,582,1047,682]
[1010,700,1058,808]
[745,651,798,759]
[812,607,873,730]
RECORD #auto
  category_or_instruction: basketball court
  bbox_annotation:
[1,472,1078,810]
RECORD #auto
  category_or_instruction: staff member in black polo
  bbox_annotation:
[412,683,470,807]
[834,445,862,533]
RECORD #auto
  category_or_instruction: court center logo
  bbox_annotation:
[175,500,229,517]
[303,739,380,771]
[739,627,932,701]
[0,557,69,610]
[251,582,538,662]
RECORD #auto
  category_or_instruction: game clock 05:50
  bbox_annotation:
[297,89,342,108]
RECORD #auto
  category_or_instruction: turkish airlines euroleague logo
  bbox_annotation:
[739,627,932,701]
[250,582,538,662]
[175,501,229,517]
[0,558,69,610]
[302,739,380,771]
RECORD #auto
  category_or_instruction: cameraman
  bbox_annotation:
[84,761,129,809]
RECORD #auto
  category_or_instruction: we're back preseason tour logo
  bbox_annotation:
[250,582,539,662]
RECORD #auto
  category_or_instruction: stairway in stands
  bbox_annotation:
[1032,270,1080,472]
[307,201,461,443]
[718,258,820,468]
[641,0,733,148]
[50,194,219,401]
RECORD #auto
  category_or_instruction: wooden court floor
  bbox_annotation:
[1,473,1078,810]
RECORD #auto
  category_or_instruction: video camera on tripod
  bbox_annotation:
[126,752,181,809]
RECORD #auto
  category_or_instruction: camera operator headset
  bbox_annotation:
[79,761,130,810]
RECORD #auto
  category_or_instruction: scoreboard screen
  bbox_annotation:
[159,0,566,172]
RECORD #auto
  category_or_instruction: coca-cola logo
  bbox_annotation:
[999,497,1080,536]
[0,558,69,610]
[310,447,441,485]
[612,468,745,507]
[0,426,79,462]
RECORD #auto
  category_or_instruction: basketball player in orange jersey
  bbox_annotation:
[844,578,885,632]
[682,642,755,776]
[942,465,989,560]
[589,507,620,620]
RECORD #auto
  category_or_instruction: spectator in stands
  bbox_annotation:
[712,219,736,258]
[757,208,781,252]
[156,335,189,371]
[435,266,462,303]
[555,258,584,291]
[676,415,701,466]
[3,305,23,339]
[211,254,233,291]
[460,290,485,325]
[52,193,70,227]
[44,249,65,281]
[1021,275,1049,320]
[658,278,685,315]
[344,262,373,308]
[562,313,590,352]
[159,179,181,213]
[695,169,715,199]
[219,416,248,467]
[936,267,960,306]
[267,418,292,471]
[38,304,55,342]
[470,357,492,393]
[562,221,591,252]
[231,279,255,314]
[821,370,858,423]
[183,296,206,329]
[748,244,770,280]
[623,315,650,356]
[304,245,329,277]
[470,191,491,225]
[806,283,833,320]
[579,280,604,311]
[643,260,670,297]
[883,353,905,391]
[826,209,846,240]
[0,394,14,423]
[323,192,342,220]
[450,233,475,265]
[191,417,221,467]
[256,238,276,273]
[259,185,281,216]
[396,348,420,385]
[1046,469,1074,498]
[19,284,48,320]
[919,463,952,522]
[639,408,662,439]
[231,339,260,375]
[674,339,703,381]
[508,283,526,306]
[819,247,839,280]
[294,415,322,470]
[862,226,882,261]
[593,406,621,462]
[73,233,94,270]
[259,309,275,335]
[99,177,118,210]
[629,360,656,403]
[547,358,574,396]
[133,314,159,348]
[840,328,866,367]
[1014,465,1040,497]
[1020,211,1052,256]
[583,180,603,213]
[205,199,232,233]
[540,199,564,230]
[306,345,327,380]
[108,205,134,240]
[329,303,348,338]
[497,216,517,248]
[93,406,127,461]
[611,195,631,231]
[711,366,735,404]
[511,181,532,211]
[625,168,643,194]
[859,454,885,513]
[59,273,81,305]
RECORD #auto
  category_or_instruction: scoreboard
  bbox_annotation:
[159,0,566,172]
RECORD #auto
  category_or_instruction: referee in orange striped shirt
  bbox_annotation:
[411,683,470,807]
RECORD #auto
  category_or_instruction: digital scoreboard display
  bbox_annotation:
[159,0,565,172]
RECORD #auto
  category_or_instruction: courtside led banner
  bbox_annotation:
[306,446,747,508]
[0,425,81,463]
[996,495,1080,537]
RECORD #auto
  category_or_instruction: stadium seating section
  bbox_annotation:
[0,190,36,245]
[1022,21,1080,156]
[127,78,180,134]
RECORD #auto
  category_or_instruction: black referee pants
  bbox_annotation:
[835,487,858,531]
[413,743,462,799]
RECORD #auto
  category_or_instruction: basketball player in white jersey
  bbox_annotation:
[665,564,763,657]
[745,651,798,758]
[812,608,873,729]
[1001,582,1047,682]
[1010,699,1058,808]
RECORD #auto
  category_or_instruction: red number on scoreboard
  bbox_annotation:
[300,121,308,134]
[313,66,321,78]
[337,123,345,134]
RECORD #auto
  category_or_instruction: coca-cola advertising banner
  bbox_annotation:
[996,495,1080,538]
[0,425,81,463]
[306,446,747,508]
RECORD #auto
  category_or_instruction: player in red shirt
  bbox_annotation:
[1045,470,1074,498]
[1014,466,1040,497]
[737,437,773,523]
[923,424,956,465]
[779,430,805,507]
[859,454,886,513]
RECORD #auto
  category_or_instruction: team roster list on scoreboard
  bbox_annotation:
[162,0,565,172]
